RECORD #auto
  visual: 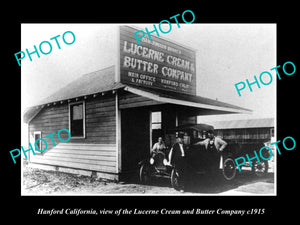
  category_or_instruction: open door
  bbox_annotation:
[121,108,150,175]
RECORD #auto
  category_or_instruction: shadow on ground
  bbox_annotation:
[123,170,275,194]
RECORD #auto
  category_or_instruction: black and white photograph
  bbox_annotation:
[20,23,277,196]
[4,3,300,220]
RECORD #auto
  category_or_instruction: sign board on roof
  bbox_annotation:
[119,26,196,95]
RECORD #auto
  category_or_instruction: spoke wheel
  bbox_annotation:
[222,158,236,181]
[139,163,151,184]
[252,160,269,177]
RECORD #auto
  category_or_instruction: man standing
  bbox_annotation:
[169,133,188,193]
[194,130,227,174]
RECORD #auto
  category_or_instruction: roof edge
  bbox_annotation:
[23,82,126,124]
[124,85,252,114]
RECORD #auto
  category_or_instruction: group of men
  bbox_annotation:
[151,130,227,193]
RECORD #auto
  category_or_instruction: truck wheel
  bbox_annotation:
[252,160,268,177]
[139,163,151,184]
[222,158,236,181]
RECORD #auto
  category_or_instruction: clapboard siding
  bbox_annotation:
[33,155,115,166]
[28,94,117,173]
[29,104,68,152]
[46,152,116,160]
[31,158,116,173]
[29,143,117,172]
[119,92,162,109]
[30,143,116,173]
[29,95,116,145]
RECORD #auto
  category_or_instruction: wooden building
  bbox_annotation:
[212,118,275,144]
[23,26,250,180]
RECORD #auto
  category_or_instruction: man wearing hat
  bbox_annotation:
[169,133,189,192]
[194,129,227,174]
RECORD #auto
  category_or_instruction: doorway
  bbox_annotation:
[121,107,150,175]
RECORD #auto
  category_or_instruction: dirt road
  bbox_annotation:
[22,166,274,195]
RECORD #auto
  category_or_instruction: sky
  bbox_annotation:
[21,23,276,124]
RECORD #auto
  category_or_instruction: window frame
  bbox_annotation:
[68,101,86,139]
[150,111,163,152]
[33,131,42,154]
[151,111,162,130]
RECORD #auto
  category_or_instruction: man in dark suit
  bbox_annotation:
[170,133,189,193]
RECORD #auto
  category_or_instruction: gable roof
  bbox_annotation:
[23,66,251,123]
[34,65,123,106]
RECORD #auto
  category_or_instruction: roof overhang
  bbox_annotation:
[124,85,252,114]
[23,80,251,124]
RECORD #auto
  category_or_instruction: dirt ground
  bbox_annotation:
[22,165,275,195]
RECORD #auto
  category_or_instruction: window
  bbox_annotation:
[69,101,85,138]
[151,111,162,147]
[33,131,42,154]
[151,111,162,130]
